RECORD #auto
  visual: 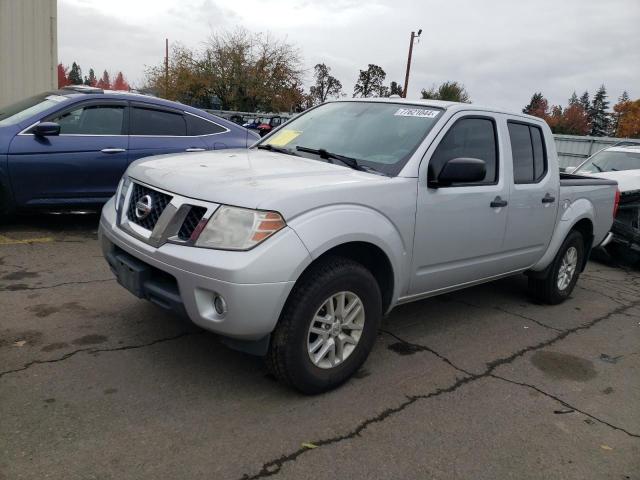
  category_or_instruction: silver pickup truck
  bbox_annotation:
[99,99,618,393]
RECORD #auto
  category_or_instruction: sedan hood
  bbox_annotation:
[127,149,394,218]
[583,170,640,193]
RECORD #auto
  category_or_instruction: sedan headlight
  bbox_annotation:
[195,205,286,250]
[114,176,131,215]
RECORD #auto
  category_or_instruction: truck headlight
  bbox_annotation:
[195,206,286,251]
[114,176,131,215]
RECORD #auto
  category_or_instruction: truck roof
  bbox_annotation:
[332,97,546,124]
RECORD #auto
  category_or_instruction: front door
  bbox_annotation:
[410,113,510,295]
[8,101,128,206]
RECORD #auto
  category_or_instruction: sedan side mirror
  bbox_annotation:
[429,157,486,188]
[33,122,61,137]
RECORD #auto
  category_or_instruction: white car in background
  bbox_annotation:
[571,144,640,263]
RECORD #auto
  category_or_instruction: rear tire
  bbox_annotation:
[266,256,381,394]
[528,230,584,305]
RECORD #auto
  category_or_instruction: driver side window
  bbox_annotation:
[428,117,498,185]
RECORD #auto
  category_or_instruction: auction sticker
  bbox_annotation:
[394,108,440,118]
[267,129,302,147]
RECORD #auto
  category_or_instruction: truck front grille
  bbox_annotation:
[127,183,173,231]
[178,206,207,240]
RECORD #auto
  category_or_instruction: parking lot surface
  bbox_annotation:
[1,214,639,479]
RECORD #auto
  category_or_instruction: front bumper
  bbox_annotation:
[99,198,311,341]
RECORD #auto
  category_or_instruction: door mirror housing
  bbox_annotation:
[32,122,61,137]
[429,157,486,187]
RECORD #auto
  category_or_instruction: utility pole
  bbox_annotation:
[402,29,421,98]
[164,38,169,98]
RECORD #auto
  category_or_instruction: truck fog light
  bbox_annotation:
[213,295,227,316]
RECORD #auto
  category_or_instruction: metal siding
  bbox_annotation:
[553,134,638,168]
[0,0,57,108]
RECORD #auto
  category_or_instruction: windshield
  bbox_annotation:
[257,101,443,176]
[577,149,640,173]
[0,93,68,127]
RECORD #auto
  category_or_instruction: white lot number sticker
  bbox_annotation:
[394,108,439,118]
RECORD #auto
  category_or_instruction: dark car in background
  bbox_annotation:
[0,86,259,216]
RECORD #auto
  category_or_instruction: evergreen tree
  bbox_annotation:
[568,91,579,106]
[68,62,83,85]
[522,92,548,118]
[83,68,97,86]
[579,91,591,126]
[97,70,111,90]
[589,84,610,137]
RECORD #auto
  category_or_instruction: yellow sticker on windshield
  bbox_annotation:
[267,130,302,147]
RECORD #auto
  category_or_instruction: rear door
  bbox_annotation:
[502,120,559,269]
[8,100,128,206]
[410,113,510,295]
[127,104,208,163]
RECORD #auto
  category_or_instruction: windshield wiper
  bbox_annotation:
[256,144,297,156]
[295,146,385,175]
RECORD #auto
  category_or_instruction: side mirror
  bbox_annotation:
[563,166,576,174]
[33,122,61,137]
[430,157,486,187]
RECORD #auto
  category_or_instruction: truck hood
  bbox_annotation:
[583,170,640,193]
[127,149,396,218]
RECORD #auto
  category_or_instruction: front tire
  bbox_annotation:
[266,256,381,394]
[528,230,584,304]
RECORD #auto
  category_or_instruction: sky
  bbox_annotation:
[58,0,640,111]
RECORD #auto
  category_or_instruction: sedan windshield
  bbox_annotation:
[577,149,640,173]
[0,92,68,126]
[257,101,443,176]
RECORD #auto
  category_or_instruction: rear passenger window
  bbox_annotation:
[508,122,547,183]
[131,107,186,136]
[429,117,498,185]
[186,114,226,136]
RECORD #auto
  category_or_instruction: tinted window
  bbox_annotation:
[186,114,226,136]
[131,107,186,136]
[508,122,547,183]
[50,104,124,135]
[429,118,497,185]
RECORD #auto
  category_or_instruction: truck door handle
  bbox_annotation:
[101,148,126,154]
[490,196,508,208]
[185,147,206,152]
[541,193,556,203]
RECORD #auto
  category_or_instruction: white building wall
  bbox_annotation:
[0,0,57,107]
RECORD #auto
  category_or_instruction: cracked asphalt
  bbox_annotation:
[1,213,639,480]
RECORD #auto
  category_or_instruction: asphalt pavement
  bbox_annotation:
[1,213,639,479]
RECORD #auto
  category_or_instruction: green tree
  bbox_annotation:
[568,91,579,106]
[68,62,82,85]
[589,84,610,136]
[522,92,548,117]
[388,81,403,97]
[421,81,470,103]
[353,64,386,98]
[83,68,97,86]
[309,63,342,104]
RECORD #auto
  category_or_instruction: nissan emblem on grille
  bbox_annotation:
[135,194,153,220]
